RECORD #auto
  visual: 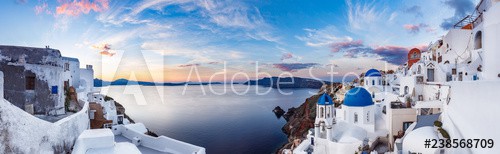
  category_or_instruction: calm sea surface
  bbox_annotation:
[100,84,315,154]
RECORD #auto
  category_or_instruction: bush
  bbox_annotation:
[438,128,450,138]
[104,95,114,101]
[434,121,443,127]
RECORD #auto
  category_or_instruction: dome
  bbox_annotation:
[317,93,334,105]
[343,87,374,107]
[365,69,381,77]
[402,126,440,154]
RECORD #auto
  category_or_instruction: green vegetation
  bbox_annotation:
[434,121,443,127]
[64,87,70,112]
[104,95,114,101]
[434,120,449,138]
[438,127,450,139]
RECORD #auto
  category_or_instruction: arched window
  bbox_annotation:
[327,107,330,118]
[475,31,482,49]
[320,107,324,118]
[404,86,409,95]
[372,80,375,85]
[354,113,358,123]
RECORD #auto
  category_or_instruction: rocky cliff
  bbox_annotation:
[277,83,342,153]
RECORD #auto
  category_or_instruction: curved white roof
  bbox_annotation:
[402,126,440,154]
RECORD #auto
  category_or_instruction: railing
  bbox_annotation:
[453,0,489,29]
[453,15,474,29]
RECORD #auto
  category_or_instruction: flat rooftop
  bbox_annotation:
[114,135,171,154]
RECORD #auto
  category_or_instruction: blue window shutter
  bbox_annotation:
[51,86,58,94]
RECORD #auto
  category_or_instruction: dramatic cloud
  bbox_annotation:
[330,40,364,53]
[440,0,474,30]
[329,40,427,65]
[178,63,201,68]
[372,46,410,65]
[404,5,423,18]
[56,0,109,16]
[97,0,278,42]
[272,63,318,72]
[403,23,429,34]
[92,43,115,57]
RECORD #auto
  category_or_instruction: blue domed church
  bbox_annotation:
[338,87,376,132]
[314,93,335,140]
[363,69,383,96]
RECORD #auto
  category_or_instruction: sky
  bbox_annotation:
[0,0,479,82]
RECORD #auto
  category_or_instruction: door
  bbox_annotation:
[427,68,435,82]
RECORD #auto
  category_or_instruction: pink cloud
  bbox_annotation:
[403,23,429,33]
[56,0,109,16]
[281,52,293,61]
[34,2,51,15]
[178,64,201,68]
[92,43,115,57]
[328,39,429,65]
[330,40,364,53]
[273,63,318,72]
[372,44,428,64]
[207,61,220,65]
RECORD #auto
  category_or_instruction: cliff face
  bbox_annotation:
[277,83,341,153]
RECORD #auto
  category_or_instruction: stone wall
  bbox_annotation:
[0,46,64,114]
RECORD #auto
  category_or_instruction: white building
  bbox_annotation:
[62,57,81,89]
[337,87,375,133]
[286,87,387,154]
[284,1,500,153]
[80,65,94,94]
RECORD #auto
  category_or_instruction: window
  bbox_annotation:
[327,107,330,118]
[320,107,324,118]
[117,115,124,124]
[64,63,70,71]
[474,31,482,49]
[427,68,435,82]
[26,76,35,90]
[354,113,358,123]
[372,80,375,85]
[366,112,370,122]
[403,122,413,131]
[51,86,58,94]
[89,110,96,119]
